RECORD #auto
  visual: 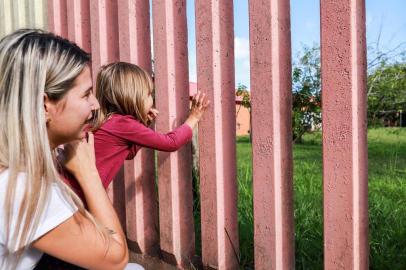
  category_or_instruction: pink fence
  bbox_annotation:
[48,0,368,269]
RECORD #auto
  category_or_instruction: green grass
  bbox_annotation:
[232,128,406,269]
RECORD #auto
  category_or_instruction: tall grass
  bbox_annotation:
[192,128,406,269]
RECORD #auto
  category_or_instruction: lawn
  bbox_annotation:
[224,128,406,269]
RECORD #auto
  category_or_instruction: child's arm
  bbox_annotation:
[103,92,210,152]
[147,91,209,130]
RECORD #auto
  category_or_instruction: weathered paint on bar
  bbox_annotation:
[89,0,124,228]
[0,0,13,37]
[67,0,91,53]
[47,0,67,37]
[321,0,368,269]
[107,166,127,231]
[89,0,120,80]
[249,0,295,269]
[195,1,239,269]
[152,0,195,267]
[12,0,27,29]
[117,0,159,256]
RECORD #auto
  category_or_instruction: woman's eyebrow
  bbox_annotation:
[84,86,93,93]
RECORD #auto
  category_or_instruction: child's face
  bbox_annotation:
[45,66,100,148]
[144,89,154,116]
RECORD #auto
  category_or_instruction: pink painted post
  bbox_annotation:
[321,0,368,269]
[47,0,68,37]
[117,0,159,256]
[248,0,295,269]
[66,0,91,53]
[89,0,125,229]
[89,0,120,80]
[152,0,195,267]
[195,1,239,269]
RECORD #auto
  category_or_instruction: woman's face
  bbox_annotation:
[45,66,100,148]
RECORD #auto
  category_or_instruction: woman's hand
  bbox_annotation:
[62,132,97,181]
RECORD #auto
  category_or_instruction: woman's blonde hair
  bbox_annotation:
[94,62,154,128]
[0,29,95,268]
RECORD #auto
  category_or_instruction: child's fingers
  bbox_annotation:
[197,93,206,109]
[191,94,197,106]
[152,108,159,116]
[203,99,210,108]
[194,91,201,105]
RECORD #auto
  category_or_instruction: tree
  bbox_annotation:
[292,45,322,143]
[367,40,406,126]
[367,63,406,125]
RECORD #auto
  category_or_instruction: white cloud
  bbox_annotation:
[305,21,316,30]
[234,36,250,60]
[366,14,373,27]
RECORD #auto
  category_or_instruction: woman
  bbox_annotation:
[0,29,130,269]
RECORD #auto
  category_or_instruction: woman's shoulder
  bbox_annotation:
[0,169,24,190]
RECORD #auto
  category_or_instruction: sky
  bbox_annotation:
[184,0,406,88]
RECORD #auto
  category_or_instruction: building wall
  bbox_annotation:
[236,104,250,136]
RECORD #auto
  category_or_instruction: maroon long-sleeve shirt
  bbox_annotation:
[62,114,193,201]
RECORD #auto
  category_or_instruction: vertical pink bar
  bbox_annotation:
[107,166,127,231]
[89,0,120,80]
[248,0,295,269]
[195,1,239,269]
[66,0,91,53]
[152,0,195,267]
[89,0,124,228]
[321,0,368,269]
[47,0,68,37]
[117,0,159,256]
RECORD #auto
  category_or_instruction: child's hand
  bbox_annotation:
[147,108,159,122]
[190,91,210,120]
[62,132,98,180]
[185,91,210,129]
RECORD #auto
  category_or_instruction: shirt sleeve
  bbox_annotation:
[0,172,77,252]
[31,183,78,242]
[103,115,193,152]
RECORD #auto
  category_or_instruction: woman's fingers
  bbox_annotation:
[87,132,94,147]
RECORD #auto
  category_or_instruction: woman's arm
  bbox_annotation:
[33,133,128,270]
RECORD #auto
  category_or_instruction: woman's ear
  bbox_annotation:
[44,93,52,124]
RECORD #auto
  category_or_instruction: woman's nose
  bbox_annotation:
[91,94,100,110]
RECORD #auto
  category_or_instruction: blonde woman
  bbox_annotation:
[0,29,132,269]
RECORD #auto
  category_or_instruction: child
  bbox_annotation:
[64,62,209,198]
[95,62,209,188]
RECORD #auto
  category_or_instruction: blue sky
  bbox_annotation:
[185,0,406,88]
